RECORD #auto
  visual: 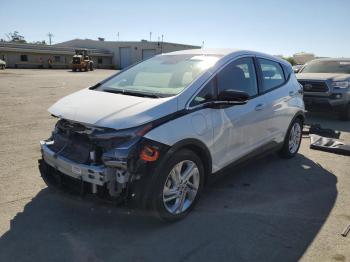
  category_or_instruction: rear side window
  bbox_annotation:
[216,57,258,97]
[258,58,285,92]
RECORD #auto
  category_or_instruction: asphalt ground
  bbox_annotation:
[0,69,349,262]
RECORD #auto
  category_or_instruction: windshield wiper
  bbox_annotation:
[103,88,162,98]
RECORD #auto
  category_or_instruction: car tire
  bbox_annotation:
[279,117,303,158]
[90,63,94,71]
[150,149,205,222]
[339,104,350,121]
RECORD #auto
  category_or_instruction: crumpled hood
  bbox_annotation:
[296,73,350,81]
[49,88,177,130]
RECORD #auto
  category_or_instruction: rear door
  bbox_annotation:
[256,58,293,143]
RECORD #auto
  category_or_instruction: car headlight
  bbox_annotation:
[90,123,153,141]
[332,81,349,89]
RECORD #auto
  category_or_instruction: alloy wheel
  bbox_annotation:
[162,160,200,214]
[288,122,302,154]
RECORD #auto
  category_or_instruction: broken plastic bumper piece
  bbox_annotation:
[40,140,112,186]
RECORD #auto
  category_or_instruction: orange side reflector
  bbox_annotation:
[140,146,160,162]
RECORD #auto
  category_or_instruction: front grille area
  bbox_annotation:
[47,119,129,165]
[48,132,94,164]
[298,80,329,93]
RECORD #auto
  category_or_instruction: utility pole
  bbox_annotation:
[117,32,119,41]
[47,32,54,45]
[161,34,164,53]
[150,32,152,41]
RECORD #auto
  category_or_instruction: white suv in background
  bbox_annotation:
[39,49,305,221]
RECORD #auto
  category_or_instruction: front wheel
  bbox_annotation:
[150,149,204,221]
[279,118,303,158]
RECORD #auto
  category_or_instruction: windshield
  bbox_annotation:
[300,60,350,74]
[98,54,221,97]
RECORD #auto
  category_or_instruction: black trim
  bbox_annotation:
[253,56,264,95]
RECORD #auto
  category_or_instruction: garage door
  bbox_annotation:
[120,47,132,69]
[142,49,156,60]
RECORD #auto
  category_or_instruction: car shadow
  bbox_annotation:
[0,153,337,262]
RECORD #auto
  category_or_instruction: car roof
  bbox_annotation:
[163,48,291,67]
[163,48,239,56]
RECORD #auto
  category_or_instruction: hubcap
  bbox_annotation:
[288,122,302,154]
[162,160,200,214]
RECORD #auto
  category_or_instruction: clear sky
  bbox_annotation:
[1,0,349,57]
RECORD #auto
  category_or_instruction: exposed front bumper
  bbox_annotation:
[40,140,109,186]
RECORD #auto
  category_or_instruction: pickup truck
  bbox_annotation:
[297,58,350,120]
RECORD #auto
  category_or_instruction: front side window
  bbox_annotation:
[98,54,221,97]
[190,79,216,107]
[258,58,285,92]
[216,57,258,97]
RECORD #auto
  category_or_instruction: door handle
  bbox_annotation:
[255,103,265,111]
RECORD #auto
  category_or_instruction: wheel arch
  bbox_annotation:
[166,138,212,184]
[294,110,306,124]
[283,110,305,142]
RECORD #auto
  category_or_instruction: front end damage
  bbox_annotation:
[39,118,168,203]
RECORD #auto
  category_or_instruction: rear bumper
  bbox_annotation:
[40,140,109,186]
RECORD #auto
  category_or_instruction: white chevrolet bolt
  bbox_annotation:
[39,49,305,221]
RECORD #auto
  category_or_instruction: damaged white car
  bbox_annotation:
[39,49,305,221]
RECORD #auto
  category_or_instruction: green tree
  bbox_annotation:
[282,57,296,66]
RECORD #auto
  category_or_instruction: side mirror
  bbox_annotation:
[218,89,250,102]
[206,89,249,108]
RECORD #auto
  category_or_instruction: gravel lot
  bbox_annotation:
[0,69,349,262]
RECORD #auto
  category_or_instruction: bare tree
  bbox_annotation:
[5,31,26,43]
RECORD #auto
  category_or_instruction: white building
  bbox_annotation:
[55,39,200,69]
[293,52,315,65]
[0,39,200,69]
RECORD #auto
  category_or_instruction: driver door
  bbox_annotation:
[210,57,270,171]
